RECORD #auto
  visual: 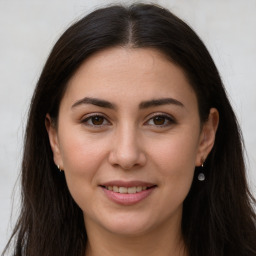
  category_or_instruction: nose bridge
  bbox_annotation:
[118,123,138,154]
[109,120,146,169]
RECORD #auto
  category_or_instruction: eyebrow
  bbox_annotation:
[71,97,184,109]
[71,97,116,109]
[139,98,184,109]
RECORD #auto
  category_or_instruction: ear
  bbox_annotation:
[45,114,64,169]
[196,108,219,166]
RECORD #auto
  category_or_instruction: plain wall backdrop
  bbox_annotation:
[1,0,256,252]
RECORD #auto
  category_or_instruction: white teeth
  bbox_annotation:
[119,187,127,193]
[136,186,142,192]
[105,185,149,193]
[127,187,136,194]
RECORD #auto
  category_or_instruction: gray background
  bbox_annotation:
[1,0,256,252]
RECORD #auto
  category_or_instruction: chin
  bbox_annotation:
[98,211,162,237]
[106,222,152,237]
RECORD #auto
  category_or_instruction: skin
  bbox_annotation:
[46,47,219,256]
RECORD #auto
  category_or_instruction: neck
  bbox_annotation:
[84,215,188,256]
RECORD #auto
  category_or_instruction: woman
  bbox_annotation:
[3,3,256,256]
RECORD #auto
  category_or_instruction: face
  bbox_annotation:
[46,47,218,237]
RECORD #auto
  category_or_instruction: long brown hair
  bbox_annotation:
[3,4,256,256]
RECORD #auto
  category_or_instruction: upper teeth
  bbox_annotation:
[106,186,147,194]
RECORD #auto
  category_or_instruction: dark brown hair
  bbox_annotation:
[3,3,256,256]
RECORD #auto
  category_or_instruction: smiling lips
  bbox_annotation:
[105,185,148,194]
[100,181,157,205]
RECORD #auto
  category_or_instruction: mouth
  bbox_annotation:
[100,185,156,194]
[100,182,157,205]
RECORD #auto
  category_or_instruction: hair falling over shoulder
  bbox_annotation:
[2,3,256,256]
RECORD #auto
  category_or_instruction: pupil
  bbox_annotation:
[92,116,103,125]
[154,116,165,125]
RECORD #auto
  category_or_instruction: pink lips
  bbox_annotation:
[100,180,156,206]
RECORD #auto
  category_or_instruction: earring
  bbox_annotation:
[57,165,62,172]
[197,160,205,181]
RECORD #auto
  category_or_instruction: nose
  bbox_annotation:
[108,125,146,170]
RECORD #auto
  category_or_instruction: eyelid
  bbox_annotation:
[144,112,176,127]
[80,112,176,128]
[81,113,111,127]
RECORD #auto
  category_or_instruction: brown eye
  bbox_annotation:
[82,115,110,127]
[153,116,166,125]
[91,116,104,125]
[146,114,175,127]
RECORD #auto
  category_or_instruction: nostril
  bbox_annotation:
[108,148,147,170]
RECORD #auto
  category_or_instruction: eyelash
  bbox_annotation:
[81,113,176,128]
[81,114,110,127]
[145,113,176,127]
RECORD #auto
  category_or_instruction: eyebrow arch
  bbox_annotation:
[139,98,184,109]
[71,97,116,109]
[71,97,184,110]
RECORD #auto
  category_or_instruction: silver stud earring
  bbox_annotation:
[197,161,205,181]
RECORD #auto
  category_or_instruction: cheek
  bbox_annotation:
[59,138,110,215]
[149,132,199,191]
[148,137,197,216]
[58,130,110,198]
[151,131,199,168]
[59,128,108,173]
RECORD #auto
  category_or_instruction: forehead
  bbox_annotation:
[62,47,197,108]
